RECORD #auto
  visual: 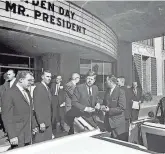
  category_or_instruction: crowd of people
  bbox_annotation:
[0,69,142,150]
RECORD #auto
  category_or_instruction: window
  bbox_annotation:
[80,59,114,91]
[137,39,154,47]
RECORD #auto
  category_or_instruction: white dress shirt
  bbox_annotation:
[55,83,60,96]
[10,78,16,88]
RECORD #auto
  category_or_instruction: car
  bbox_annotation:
[1,129,154,154]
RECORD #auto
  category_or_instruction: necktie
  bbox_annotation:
[23,90,30,104]
[89,87,93,105]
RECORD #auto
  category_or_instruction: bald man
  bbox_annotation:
[65,73,80,112]
[64,73,80,135]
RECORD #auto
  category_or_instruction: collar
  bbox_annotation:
[10,78,16,83]
[71,80,76,86]
[41,81,49,90]
[110,85,116,92]
[16,83,25,92]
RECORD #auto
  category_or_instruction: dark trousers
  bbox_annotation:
[117,132,128,141]
[33,126,52,144]
[0,114,5,133]
[125,119,130,141]
[10,142,30,150]
[52,97,65,130]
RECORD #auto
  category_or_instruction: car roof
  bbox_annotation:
[3,130,154,154]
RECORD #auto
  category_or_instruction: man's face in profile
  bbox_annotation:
[56,76,62,84]
[7,70,15,81]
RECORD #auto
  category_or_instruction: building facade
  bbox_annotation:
[132,37,165,96]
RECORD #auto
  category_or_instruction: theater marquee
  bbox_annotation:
[0,0,118,58]
[5,1,86,34]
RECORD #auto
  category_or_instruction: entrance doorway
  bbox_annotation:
[0,53,35,85]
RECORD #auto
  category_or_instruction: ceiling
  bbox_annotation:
[73,1,165,42]
[0,28,114,62]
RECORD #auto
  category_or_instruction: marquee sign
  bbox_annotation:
[5,0,86,34]
[0,0,118,59]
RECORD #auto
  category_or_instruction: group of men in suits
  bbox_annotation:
[117,77,142,141]
[0,68,143,149]
[0,69,55,149]
[66,71,129,141]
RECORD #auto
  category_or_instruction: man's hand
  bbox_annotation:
[101,105,109,112]
[84,107,95,113]
[40,123,46,132]
[32,127,38,135]
[95,103,101,110]
[60,102,66,107]
[10,137,18,145]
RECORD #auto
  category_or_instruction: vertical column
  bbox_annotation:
[154,37,162,96]
[42,53,60,76]
[60,52,80,83]
[117,41,133,86]
[132,54,142,88]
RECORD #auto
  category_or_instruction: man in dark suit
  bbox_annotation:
[0,70,17,138]
[130,82,142,121]
[50,75,65,132]
[33,70,53,143]
[64,73,80,134]
[1,71,35,148]
[0,70,17,102]
[102,75,126,141]
[70,71,101,130]
[117,76,133,141]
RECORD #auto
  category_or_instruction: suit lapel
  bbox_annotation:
[41,83,52,101]
[15,87,30,106]
[110,87,117,100]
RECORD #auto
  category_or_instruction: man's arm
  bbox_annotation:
[108,89,126,116]
[72,87,86,111]
[64,84,74,99]
[33,85,46,125]
[1,91,16,139]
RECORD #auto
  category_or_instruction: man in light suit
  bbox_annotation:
[68,71,101,133]
[50,75,65,132]
[2,71,35,148]
[102,75,126,141]
[64,73,80,134]
[33,70,53,143]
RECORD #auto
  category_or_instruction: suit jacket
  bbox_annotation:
[50,82,65,106]
[64,81,76,111]
[103,86,126,137]
[72,84,99,112]
[71,83,100,128]
[1,86,34,145]
[33,83,52,127]
[0,80,17,107]
[120,86,133,120]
